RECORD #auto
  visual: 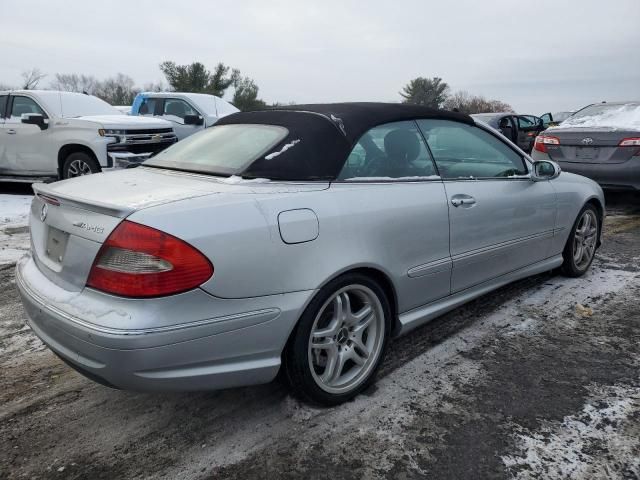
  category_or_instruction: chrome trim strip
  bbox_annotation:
[408,257,452,278]
[16,264,280,336]
[451,229,555,263]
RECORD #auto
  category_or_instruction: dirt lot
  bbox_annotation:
[0,187,638,480]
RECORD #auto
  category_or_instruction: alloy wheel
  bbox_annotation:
[573,209,598,270]
[308,285,385,394]
[67,159,93,177]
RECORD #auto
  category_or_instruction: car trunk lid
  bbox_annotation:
[544,128,640,164]
[30,167,328,291]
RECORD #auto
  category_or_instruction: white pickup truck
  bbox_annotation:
[0,90,177,181]
[130,92,239,140]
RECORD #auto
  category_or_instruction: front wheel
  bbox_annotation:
[62,152,100,179]
[561,204,600,277]
[284,273,391,406]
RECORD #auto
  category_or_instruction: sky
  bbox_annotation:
[1,0,639,114]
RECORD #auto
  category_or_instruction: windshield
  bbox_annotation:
[144,124,289,176]
[553,111,572,123]
[559,103,640,129]
[59,93,122,117]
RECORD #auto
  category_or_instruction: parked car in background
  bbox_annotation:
[17,103,604,405]
[540,111,574,128]
[532,101,640,191]
[470,112,544,152]
[130,92,239,140]
[0,90,177,181]
[114,105,132,115]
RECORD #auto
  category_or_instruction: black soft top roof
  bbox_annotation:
[216,102,474,181]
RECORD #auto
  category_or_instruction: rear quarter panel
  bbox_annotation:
[130,181,452,314]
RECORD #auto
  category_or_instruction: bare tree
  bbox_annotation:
[94,73,137,105]
[443,90,513,114]
[50,73,98,94]
[141,81,166,92]
[21,68,46,90]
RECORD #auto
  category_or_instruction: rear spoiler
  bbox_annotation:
[33,183,134,218]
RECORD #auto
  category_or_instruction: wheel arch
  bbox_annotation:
[58,144,100,178]
[282,264,401,358]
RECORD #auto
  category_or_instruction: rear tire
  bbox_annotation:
[62,152,100,179]
[284,273,391,406]
[561,203,599,277]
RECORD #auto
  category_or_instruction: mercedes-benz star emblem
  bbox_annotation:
[581,137,594,145]
[40,203,48,222]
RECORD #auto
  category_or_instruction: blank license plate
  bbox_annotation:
[576,147,598,159]
[46,227,69,263]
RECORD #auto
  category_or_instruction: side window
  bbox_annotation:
[0,95,7,118]
[338,121,438,180]
[163,99,197,120]
[417,119,527,179]
[517,116,536,129]
[138,98,159,116]
[9,96,46,119]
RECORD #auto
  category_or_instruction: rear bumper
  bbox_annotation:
[558,159,640,191]
[16,254,313,392]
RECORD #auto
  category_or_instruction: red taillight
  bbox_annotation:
[87,220,213,298]
[534,135,560,153]
[618,137,640,146]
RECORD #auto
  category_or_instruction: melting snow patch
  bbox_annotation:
[220,175,271,184]
[264,139,300,160]
[502,383,640,479]
[0,194,32,266]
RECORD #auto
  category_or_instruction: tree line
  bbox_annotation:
[2,66,512,114]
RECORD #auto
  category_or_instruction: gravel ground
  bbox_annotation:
[0,185,638,480]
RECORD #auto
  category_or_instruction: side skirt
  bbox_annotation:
[395,254,564,337]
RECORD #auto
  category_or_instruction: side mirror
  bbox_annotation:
[21,113,48,130]
[183,114,204,126]
[532,160,561,181]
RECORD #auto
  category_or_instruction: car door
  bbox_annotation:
[417,119,556,293]
[335,120,451,311]
[515,115,540,152]
[540,113,553,128]
[160,98,203,140]
[1,95,54,175]
[0,94,7,174]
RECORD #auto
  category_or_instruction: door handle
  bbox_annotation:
[6,129,16,134]
[451,196,476,207]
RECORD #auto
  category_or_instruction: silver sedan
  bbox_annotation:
[16,103,604,405]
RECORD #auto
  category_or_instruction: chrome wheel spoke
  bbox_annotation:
[321,347,345,384]
[349,304,372,325]
[311,337,335,350]
[312,320,340,340]
[347,346,367,366]
[350,332,369,358]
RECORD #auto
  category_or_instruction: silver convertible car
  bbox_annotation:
[16,103,604,405]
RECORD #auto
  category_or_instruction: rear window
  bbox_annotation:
[562,103,640,129]
[144,124,288,176]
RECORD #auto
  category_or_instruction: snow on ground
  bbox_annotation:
[0,194,32,266]
[502,383,640,479]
